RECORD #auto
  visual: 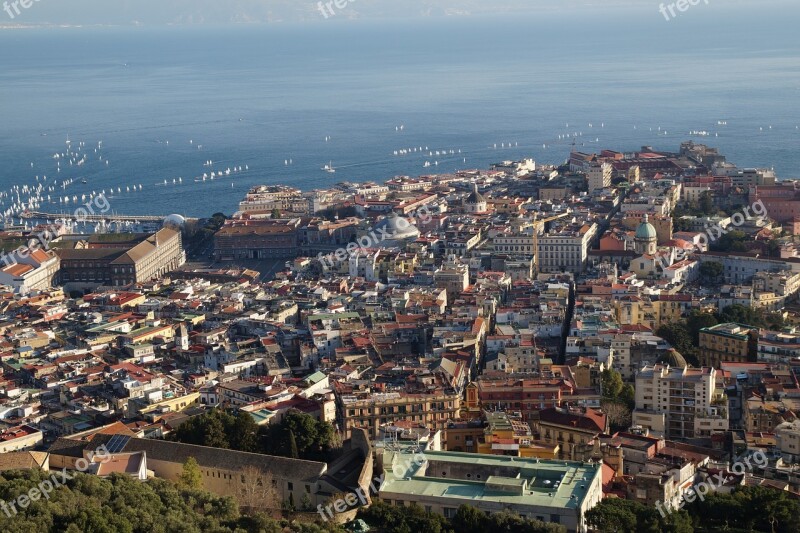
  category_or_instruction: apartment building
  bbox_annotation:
[633,364,728,440]
[775,419,800,463]
[434,262,470,300]
[337,390,461,439]
[698,323,758,368]
[587,162,612,192]
[532,407,608,461]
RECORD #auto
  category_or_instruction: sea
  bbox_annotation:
[0,3,799,218]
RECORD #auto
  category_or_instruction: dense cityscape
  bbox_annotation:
[0,139,798,531]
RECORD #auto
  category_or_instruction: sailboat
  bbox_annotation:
[322,162,336,173]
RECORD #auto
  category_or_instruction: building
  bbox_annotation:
[634,215,658,256]
[379,450,603,532]
[699,323,758,368]
[434,262,470,300]
[697,251,800,285]
[467,379,564,422]
[0,424,43,453]
[587,162,612,192]
[55,229,185,289]
[749,182,800,222]
[0,248,60,292]
[775,419,800,463]
[337,391,462,440]
[477,411,559,459]
[463,184,488,214]
[537,223,598,275]
[757,328,800,363]
[493,232,535,258]
[633,364,729,440]
[532,407,608,461]
[109,228,185,286]
[238,185,303,213]
[445,419,486,453]
[48,431,372,510]
[214,218,301,260]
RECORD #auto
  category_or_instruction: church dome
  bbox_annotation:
[465,184,486,205]
[635,214,657,241]
[656,348,688,369]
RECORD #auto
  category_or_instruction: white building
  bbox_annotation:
[0,248,60,293]
[587,162,612,192]
[537,223,598,275]
[633,364,729,440]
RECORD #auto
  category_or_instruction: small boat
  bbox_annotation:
[81,179,87,184]
[322,162,336,173]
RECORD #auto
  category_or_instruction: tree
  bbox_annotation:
[686,485,800,532]
[258,410,336,461]
[699,191,715,215]
[766,239,782,257]
[719,304,762,327]
[235,465,278,513]
[288,430,300,459]
[230,411,259,453]
[270,208,281,219]
[586,498,692,533]
[714,230,748,253]
[657,322,693,355]
[601,368,624,399]
[452,505,486,533]
[673,216,693,233]
[202,413,230,449]
[171,409,259,453]
[699,261,724,285]
[602,400,632,433]
[0,468,344,533]
[179,457,203,489]
[620,384,636,410]
[685,311,718,345]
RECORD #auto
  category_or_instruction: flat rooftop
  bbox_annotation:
[381,450,601,510]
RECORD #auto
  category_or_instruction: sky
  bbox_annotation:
[1,0,796,26]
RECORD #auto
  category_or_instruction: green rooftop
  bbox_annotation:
[381,450,601,511]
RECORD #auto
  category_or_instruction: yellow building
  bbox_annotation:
[615,295,691,330]
[338,390,462,439]
[129,391,201,421]
[477,411,559,459]
[699,323,757,367]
